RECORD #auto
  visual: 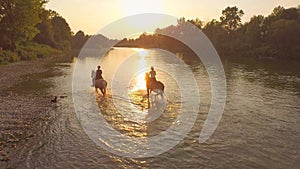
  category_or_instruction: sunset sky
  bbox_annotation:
[46,0,299,36]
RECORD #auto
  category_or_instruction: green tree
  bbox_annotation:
[203,19,229,56]
[177,17,186,26]
[51,16,72,50]
[266,19,300,58]
[272,6,285,17]
[220,6,244,33]
[72,30,89,49]
[281,7,298,20]
[33,9,55,47]
[264,6,283,26]
[245,15,265,48]
[188,18,203,29]
[265,6,298,25]
[0,0,43,50]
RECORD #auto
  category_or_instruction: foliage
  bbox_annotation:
[244,15,265,49]
[0,50,19,64]
[72,30,90,49]
[0,41,62,64]
[116,5,300,60]
[0,0,74,64]
[0,0,42,50]
[266,19,300,58]
[16,41,62,60]
[33,9,73,52]
[33,8,55,47]
[1,3,300,64]
[220,6,244,33]
[187,18,203,29]
[51,16,72,50]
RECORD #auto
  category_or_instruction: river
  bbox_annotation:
[5,47,300,169]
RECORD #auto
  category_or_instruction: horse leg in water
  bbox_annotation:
[101,88,106,97]
[147,81,153,98]
[147,88,150,97]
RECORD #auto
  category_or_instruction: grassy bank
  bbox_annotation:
[0,42,63,65]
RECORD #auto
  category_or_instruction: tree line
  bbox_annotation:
[0,0,89,64]
[116,5,300,60]
[1,2,299,64]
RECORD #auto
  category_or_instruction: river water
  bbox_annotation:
[5,48,300,168]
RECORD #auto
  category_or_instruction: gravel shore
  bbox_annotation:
[0,57,70,163]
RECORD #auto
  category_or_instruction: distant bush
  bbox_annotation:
[0,42,63,64]
[0,50,19,64]
[16,42,62,61]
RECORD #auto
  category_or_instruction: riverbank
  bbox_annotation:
[0,56,72,163]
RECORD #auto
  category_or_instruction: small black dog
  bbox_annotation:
[51,96,57,103]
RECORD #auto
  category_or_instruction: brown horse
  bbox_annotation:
[145,73,164,96]
[95,79,107,97]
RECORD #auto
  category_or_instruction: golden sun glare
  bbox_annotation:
[130,49,149,91]
[121,0,164,16]
[134,72,147,90]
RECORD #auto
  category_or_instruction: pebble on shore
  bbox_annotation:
[0,57,66,164]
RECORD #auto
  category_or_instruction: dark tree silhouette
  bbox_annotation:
[220,6,244,33]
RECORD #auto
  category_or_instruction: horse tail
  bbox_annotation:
[158,81,165,91]
[104,80,107,88]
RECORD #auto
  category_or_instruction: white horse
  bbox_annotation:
[91,70,96,87]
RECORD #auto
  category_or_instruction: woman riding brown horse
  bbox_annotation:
[145,72,164,96]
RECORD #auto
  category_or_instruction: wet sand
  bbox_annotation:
[0,57,70,163]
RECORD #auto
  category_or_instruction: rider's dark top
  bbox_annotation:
[96,69,103,80]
